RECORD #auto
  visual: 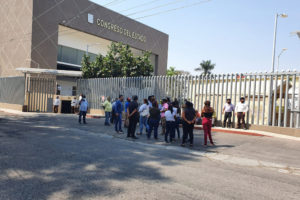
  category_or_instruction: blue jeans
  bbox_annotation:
[105,112,111,125]
[147,118,159,138]
[175,117,181,138]
[139,115,149,134]
[114,113,122,131]
[165,121,175,142]
[79,111,87,123]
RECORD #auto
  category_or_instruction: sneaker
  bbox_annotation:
[119,130,124,134]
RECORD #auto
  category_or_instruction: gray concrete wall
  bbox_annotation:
[0,0,33,77]
[31,0,168,75]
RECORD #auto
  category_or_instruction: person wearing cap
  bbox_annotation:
[222,98,235,128]
[235,97,249,129]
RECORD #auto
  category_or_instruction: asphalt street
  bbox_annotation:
[0,111,299,200]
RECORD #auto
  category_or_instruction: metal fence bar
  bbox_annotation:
[290,75,296,128]
[272,75,278,126]
[262,75,267,125]
[278,75,284,127]
[283,74,289,127]
[251,75,256,124]
[297,77,300,128]
[247,75,252,126]
[257,75,262,125]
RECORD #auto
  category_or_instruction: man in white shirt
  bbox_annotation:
[53,96,60,113]
[235,97,249,129]
[71,97,77,114]
[222,98,235,128]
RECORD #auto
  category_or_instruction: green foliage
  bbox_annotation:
[167,66,190,76]
[81,42,153,78]
[195,60,216,75]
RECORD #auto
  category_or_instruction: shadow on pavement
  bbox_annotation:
[0,113,235,199]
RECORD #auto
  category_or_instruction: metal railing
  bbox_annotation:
[77,71,300,128]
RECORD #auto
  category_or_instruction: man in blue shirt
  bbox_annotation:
[124,97,131,128]
[78,95,88,124]
[115,95,124,133]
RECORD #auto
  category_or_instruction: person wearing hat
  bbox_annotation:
[235,97,249,129]
[222,98,235,128]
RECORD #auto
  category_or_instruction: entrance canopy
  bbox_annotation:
[16,68,82,77]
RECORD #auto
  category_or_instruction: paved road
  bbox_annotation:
[0,112,299,200]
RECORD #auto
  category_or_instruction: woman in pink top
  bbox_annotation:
[160,99,169,135]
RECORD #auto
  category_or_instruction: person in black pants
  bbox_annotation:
[181,101,196,147]
[222,98,235,128]
[127,95,139,139]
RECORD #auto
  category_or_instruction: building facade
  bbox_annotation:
[0,0,169,77]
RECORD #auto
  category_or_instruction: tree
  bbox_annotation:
[167,66,191,76]
[195,60,215,75]
[81,42,153,78]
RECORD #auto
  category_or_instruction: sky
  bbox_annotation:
[91,0,300,74]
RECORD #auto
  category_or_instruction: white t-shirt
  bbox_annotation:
[139,104,149,117]
[165,110,176,121]
[53,99,60,106]
[71,99,77,106]
[235,102,249,113]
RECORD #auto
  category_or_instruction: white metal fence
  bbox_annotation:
[77,71,300,128]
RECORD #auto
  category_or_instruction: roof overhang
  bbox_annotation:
[16,68,82,77]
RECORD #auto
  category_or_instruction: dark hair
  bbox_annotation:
[204,100,210,106]
[185,101,193,108]
[119,95,123,98]
[148,96,152,101]
[144,99,148,105]
[240,97,245,100]
[133,95,138,101]
[227,98,231,101]
[162,99,167,103]
[168,104,173,113]
[82,95,86,98]
[152,101,158,108]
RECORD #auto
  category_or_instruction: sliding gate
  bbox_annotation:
[26,77,56,112]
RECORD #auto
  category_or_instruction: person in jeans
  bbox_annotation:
[103,96,112,126]
[138,99,149,135]
[222,98,235,128]
[172,101,181,139]
[78,95,88,124]
[115,95,124,133]
[147,101,160,139]
[160,99,169,135]
[165,105,176,143]
[127,95,139,139]
[235,97,249,129]
[181,101,196,147]
[201,101,215,146]
[124,97,131,128]
[53,96,60,113]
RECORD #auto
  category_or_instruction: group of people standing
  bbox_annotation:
[101,95,236,147]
